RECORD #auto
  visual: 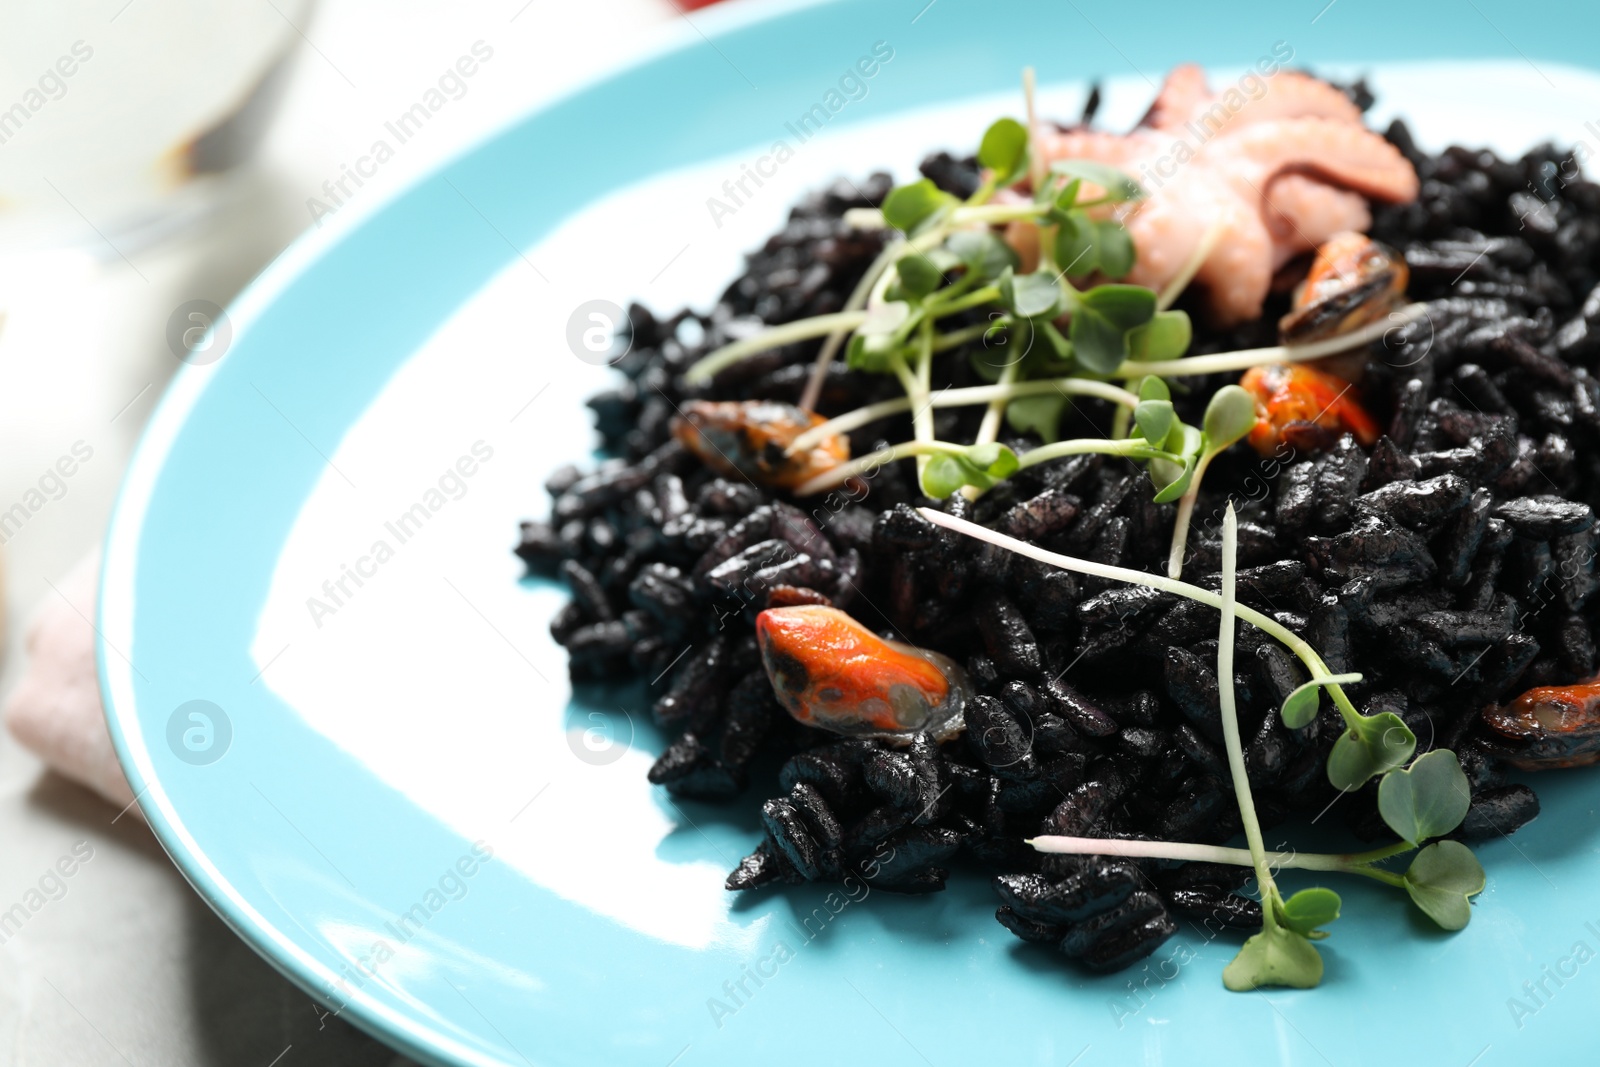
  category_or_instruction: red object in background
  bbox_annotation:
[678,0,728,8]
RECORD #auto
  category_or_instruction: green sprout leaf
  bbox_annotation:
[1167,421,1203,457]
[1054,211,1098,276]
[1149,451,1197,504]
[1136,375,1170,402]
[1327,712,1416,791]
[999,269,1064,320]
[1378,749,1472,847]
[895,253,945,299]
[921,444,1020,499]
[922,453,969,499]
[1047,176,1083,213]
[882,179,957,234]
[1147,421,1202,503]
[1223,922,1323,991]
[968,443,1019,477]
[1094,220,1136,279]
[1128,309,1192,361]
[1069,284,1157,375]
[1080,284,1157,327]
[1049,160,1145,202]
[968,332,1025,382]
[978,117,1030,185]
[845,331,904,374]
[1037,319,1073,362]
[1403,841,1486,931]
[1275,887,1341,939]
[1134,399,1175,446]
[946,230,1019,282]
[1279,673,1363,729]
[1202,385,1259,452]
[1006,393,1067,444]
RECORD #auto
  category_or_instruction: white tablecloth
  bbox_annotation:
[0,1,676,1061]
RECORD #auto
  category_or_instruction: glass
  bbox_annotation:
[0,0,314,254]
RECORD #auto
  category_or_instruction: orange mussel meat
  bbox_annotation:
[1239,363,1380,456]
[755,605,969,742]
[671,400,847,491]
[1481,682,1600,769]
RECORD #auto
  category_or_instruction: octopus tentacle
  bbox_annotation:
[1141,64,1213,131]
[1025,70,1418,324]
[1142,66,1365,137]
[1217,118,1421,204]
[1264,173,1372,266]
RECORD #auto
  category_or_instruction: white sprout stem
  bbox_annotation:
[974,362,1019,447]
[916,508,1363,725]
[1022,65,1057,273]
[787,378,1140,455]
[686,311,870,383]
[910,323,936,483]
[1156,217,1226,311]
[843,207,887,229]
[799,240,901,412]
[819,230,966,412]
[932,320,1002,351]
[889,353,922,414]
[1218,505,1277,902]
[1110,403,1132,441]
[961,362,1023,502]
[1013,437,1173,470]
[695,223,970,389]
[1026,835,1414,876]
[1024,66,1046,192]
[1166,449,1216,579]
[792,440,967,496]
[841,202,1047,232]
[1113,302,1429,378]
[692,267,1425,390]
[930,284,1003,318]
[866,231,936,309]
[943,204,1046,225]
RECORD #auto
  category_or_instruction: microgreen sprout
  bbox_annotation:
[1165,384,1258,579]
[922,504,1487,990]
[1214,504,1333,990]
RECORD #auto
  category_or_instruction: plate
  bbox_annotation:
[100,2,1600,1064]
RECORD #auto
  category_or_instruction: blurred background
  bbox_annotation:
[0,1,689,1062]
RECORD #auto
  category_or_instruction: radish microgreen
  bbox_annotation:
[1377,749,1473,848]
[919,506,1489,991]
[1402,841,1486,931]
[1213,504,1330,991]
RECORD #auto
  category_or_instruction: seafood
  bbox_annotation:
[1239,363,1379,455]
[1142,65,1364,133]
[1026,67,1418,323]
[1263,175,1371,257]
[1482,682,1600,769]
[755,605,970,741]
[670,400,848,490]
[1278,231,1410,344]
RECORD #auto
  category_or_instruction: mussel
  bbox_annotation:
[671,400,848,490]
[1278,231,1409,345]
[755,605,969,742]
[1481,682,1600,769]
[1238,363,1379,456]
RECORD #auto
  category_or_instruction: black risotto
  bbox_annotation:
[516,106,1600,973]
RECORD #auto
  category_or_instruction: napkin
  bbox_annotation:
[3,550,140,813]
